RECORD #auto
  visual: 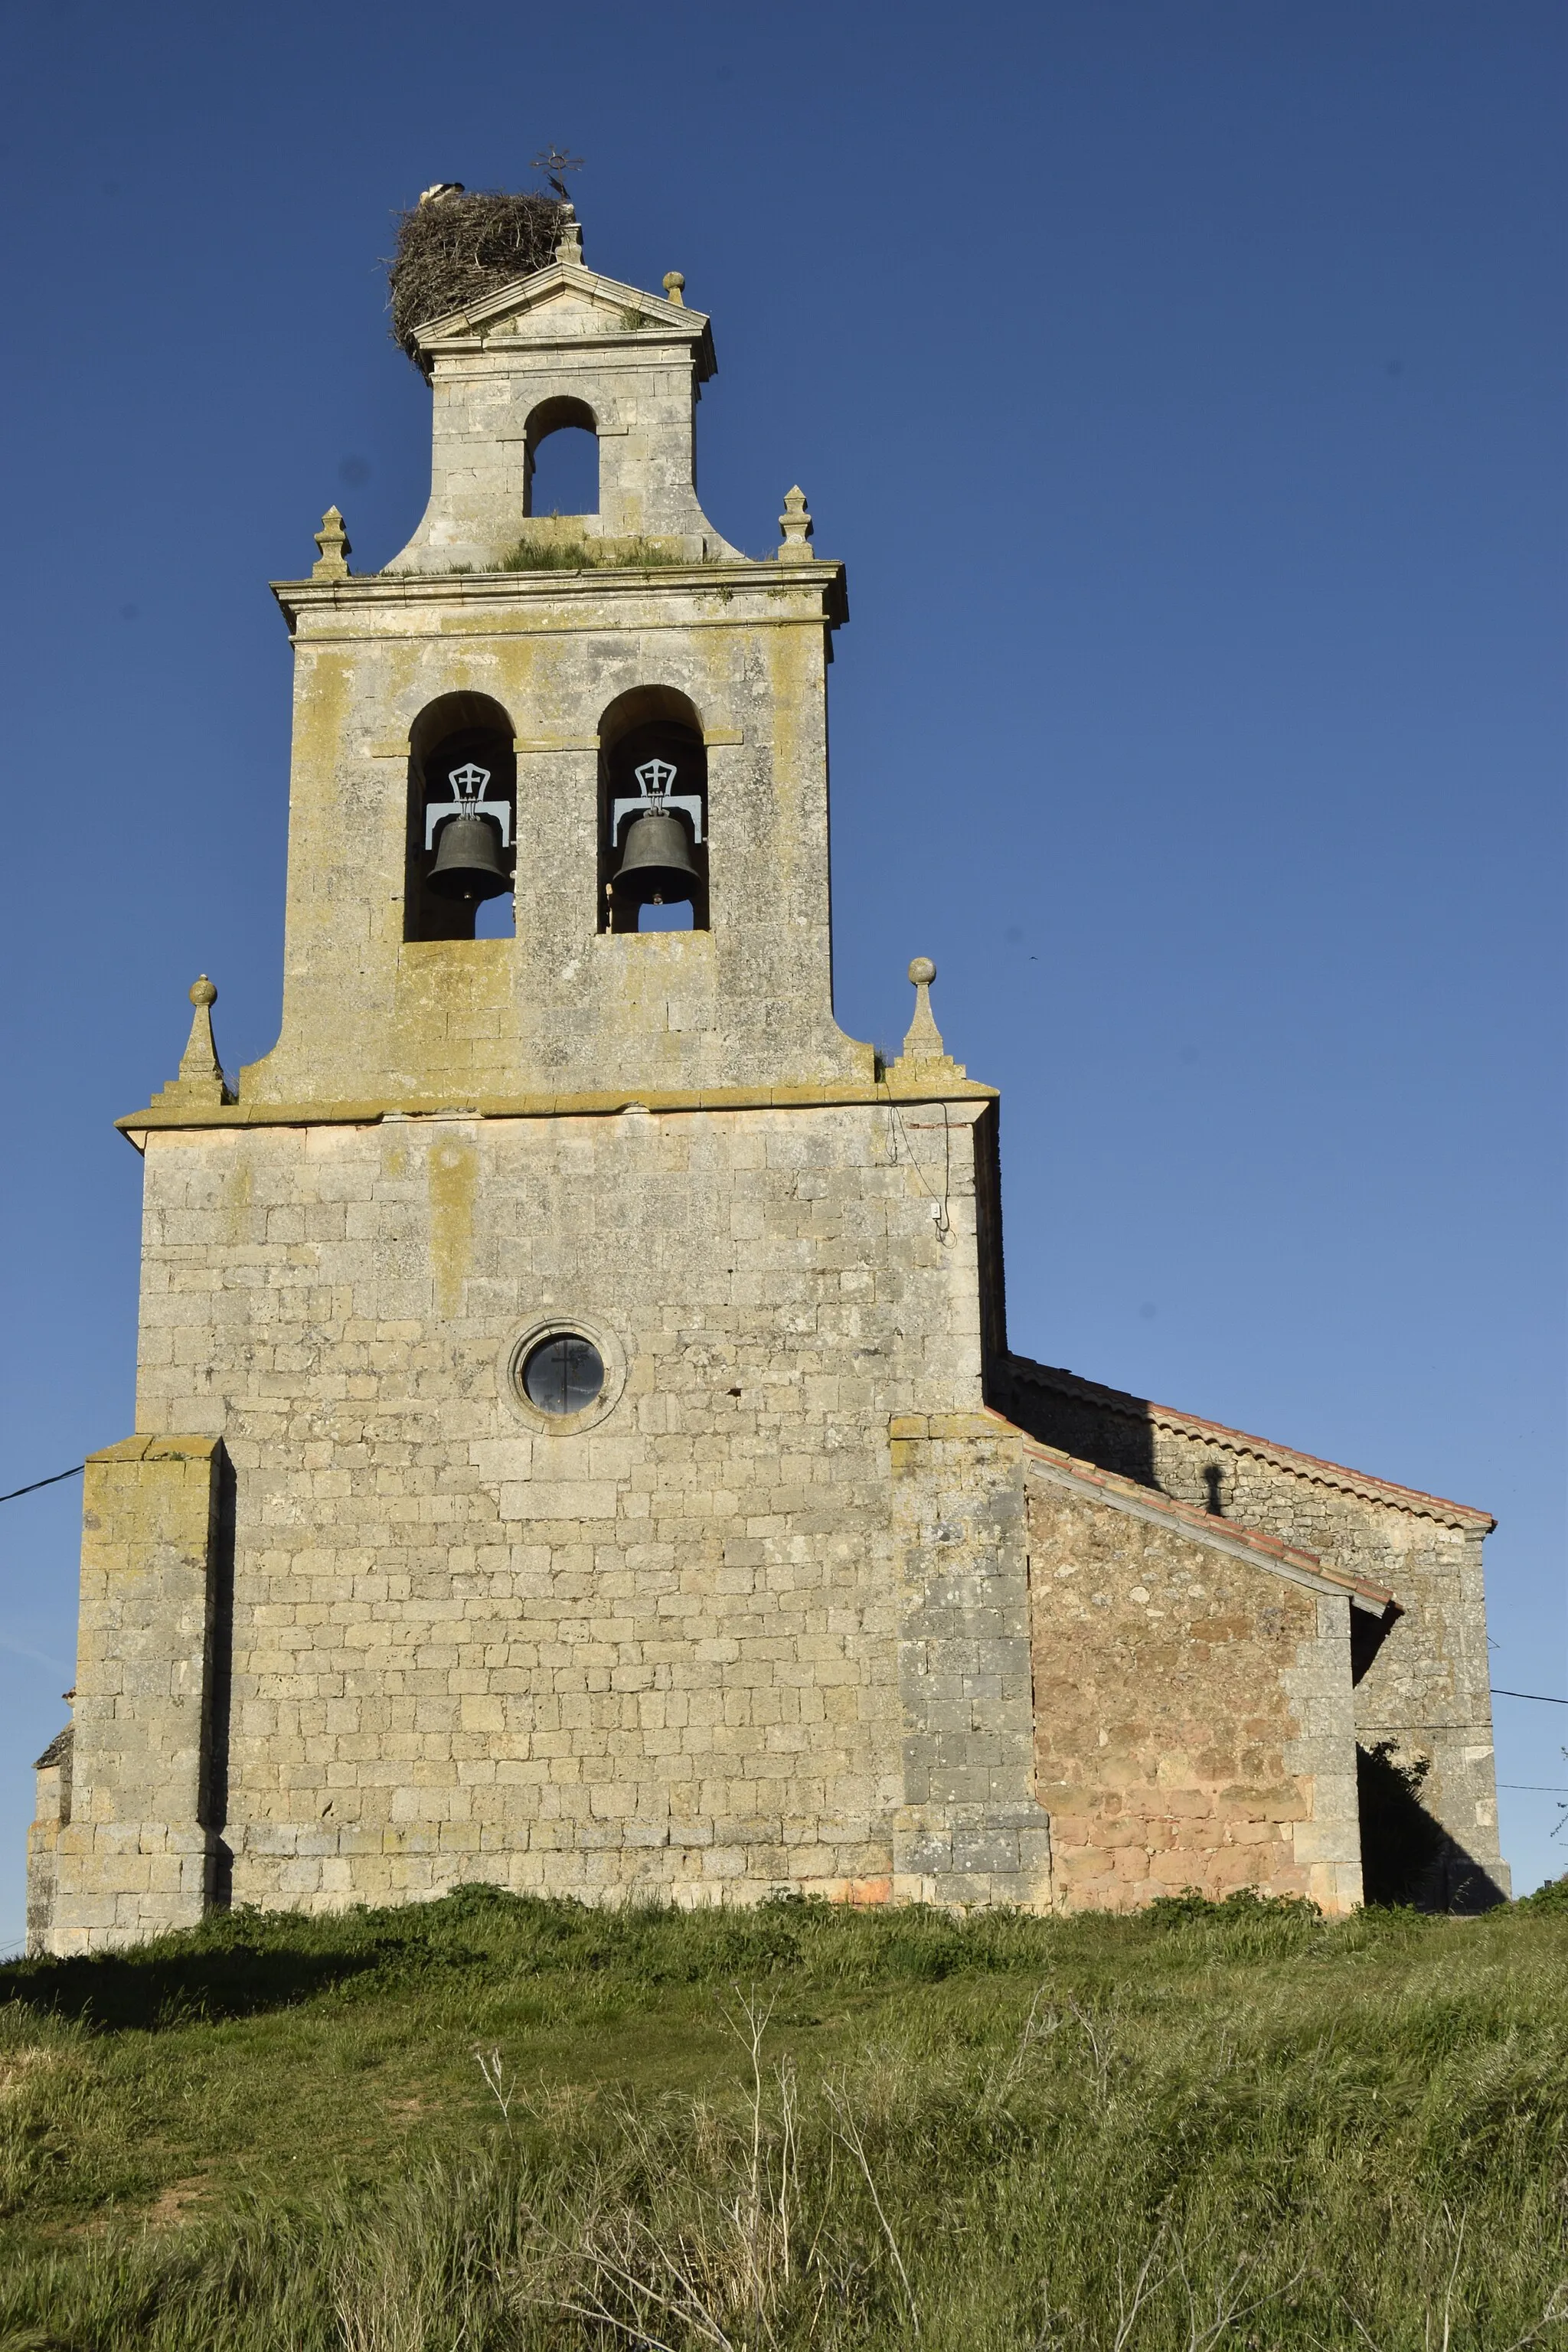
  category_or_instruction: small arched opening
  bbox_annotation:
[598,686,708,934]
[404,692,517,942]
[525,396,599,518]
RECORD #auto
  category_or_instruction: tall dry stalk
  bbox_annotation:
[500,1988,911,2349]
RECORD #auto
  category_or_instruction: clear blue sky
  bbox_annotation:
[0,2,1562,1945]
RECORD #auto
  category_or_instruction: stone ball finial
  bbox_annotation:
[189,975,217,1009]
[662,270,686,305]
[891,955,957,1075]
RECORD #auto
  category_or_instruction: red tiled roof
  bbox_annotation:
[1005,1358,1493,1533]
[1012,1426,1397,1607]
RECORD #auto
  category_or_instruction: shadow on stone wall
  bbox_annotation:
[201,1451,237,1916]
[988,1356,1158,1489]
[1350,1602,1398,1685]
[1357,1741,1506,1913]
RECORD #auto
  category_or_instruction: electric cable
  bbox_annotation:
[0,1464,85,1505]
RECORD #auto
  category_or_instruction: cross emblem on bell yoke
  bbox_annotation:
[610,757,704,849]
[634,757,677,802]
[423,762,513,851]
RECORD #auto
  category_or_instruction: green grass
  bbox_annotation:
[2,1886,1566,2349]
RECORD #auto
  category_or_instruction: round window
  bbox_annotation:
[500,1315,624,1433]
[520,1332,605,1416]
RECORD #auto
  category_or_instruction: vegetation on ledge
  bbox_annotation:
[2,1887,1565,2349]
[498,536,711,572]
[374,543,725,580]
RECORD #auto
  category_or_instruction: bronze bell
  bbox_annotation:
[613,807,700,906]
[427,811,510,902]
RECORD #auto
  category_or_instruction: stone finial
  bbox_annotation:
[778,485,815,560]
[662,270,686,307]
[152,976,233,1109]
[312,506,351,580]
[555,205,584,266]
[888,956,966,1081]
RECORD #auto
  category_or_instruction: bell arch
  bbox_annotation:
[524,396,599,518]
[597,686,708,934]
[404,691,517,942]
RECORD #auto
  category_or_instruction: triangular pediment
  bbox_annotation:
[413,262,714,374]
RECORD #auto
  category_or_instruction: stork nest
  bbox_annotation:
[387,189,567,371]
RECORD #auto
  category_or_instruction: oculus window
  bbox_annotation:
[520,1333,605,1416]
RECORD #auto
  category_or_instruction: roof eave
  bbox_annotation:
[1017,1432,1399,1609]
[1004,1357,1494,1533]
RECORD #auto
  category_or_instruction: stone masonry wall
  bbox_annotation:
[1001,1360,1504,1900]
[392,288,740,568]
[120,1097,1033,1919]
[1025,1465,1362,1914]
[888,1413,1050,1906]
[48,1438,224,1953]
[249,567,863,1113]
[25,1728,72,1956]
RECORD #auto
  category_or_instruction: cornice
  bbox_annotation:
[117,1073,998,1145]
[271,558,848,634]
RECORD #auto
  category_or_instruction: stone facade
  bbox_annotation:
[99,1099,1036,1923]
[24,207,1506,1949]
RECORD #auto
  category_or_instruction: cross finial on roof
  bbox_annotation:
[531,145,583,204]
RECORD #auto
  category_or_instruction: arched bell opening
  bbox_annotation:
[404,692,518,942]
[524,396,599,518]
[597,686,708,935]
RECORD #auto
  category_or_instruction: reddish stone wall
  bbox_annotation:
[1027,1472,1354,1911]
[1002,1357,1507,1904]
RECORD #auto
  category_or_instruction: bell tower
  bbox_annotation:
[34,207,1050,1951]
[242,209,867,1115]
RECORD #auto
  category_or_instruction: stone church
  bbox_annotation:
[27,203,1506,1952]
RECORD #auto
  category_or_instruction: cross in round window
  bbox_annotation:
[520,1332,605,1416]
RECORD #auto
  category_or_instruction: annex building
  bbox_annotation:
[27,199,1507,1952]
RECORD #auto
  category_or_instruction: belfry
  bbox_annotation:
[28,202,1507,1951]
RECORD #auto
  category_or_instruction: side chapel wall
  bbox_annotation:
[999,1360,1506,1902]
[1024,1466,1362,1914]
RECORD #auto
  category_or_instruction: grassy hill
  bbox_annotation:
[2,1886,1566,2350]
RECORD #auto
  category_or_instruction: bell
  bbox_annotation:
[613,807,700,906]
[427,812,510,903]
